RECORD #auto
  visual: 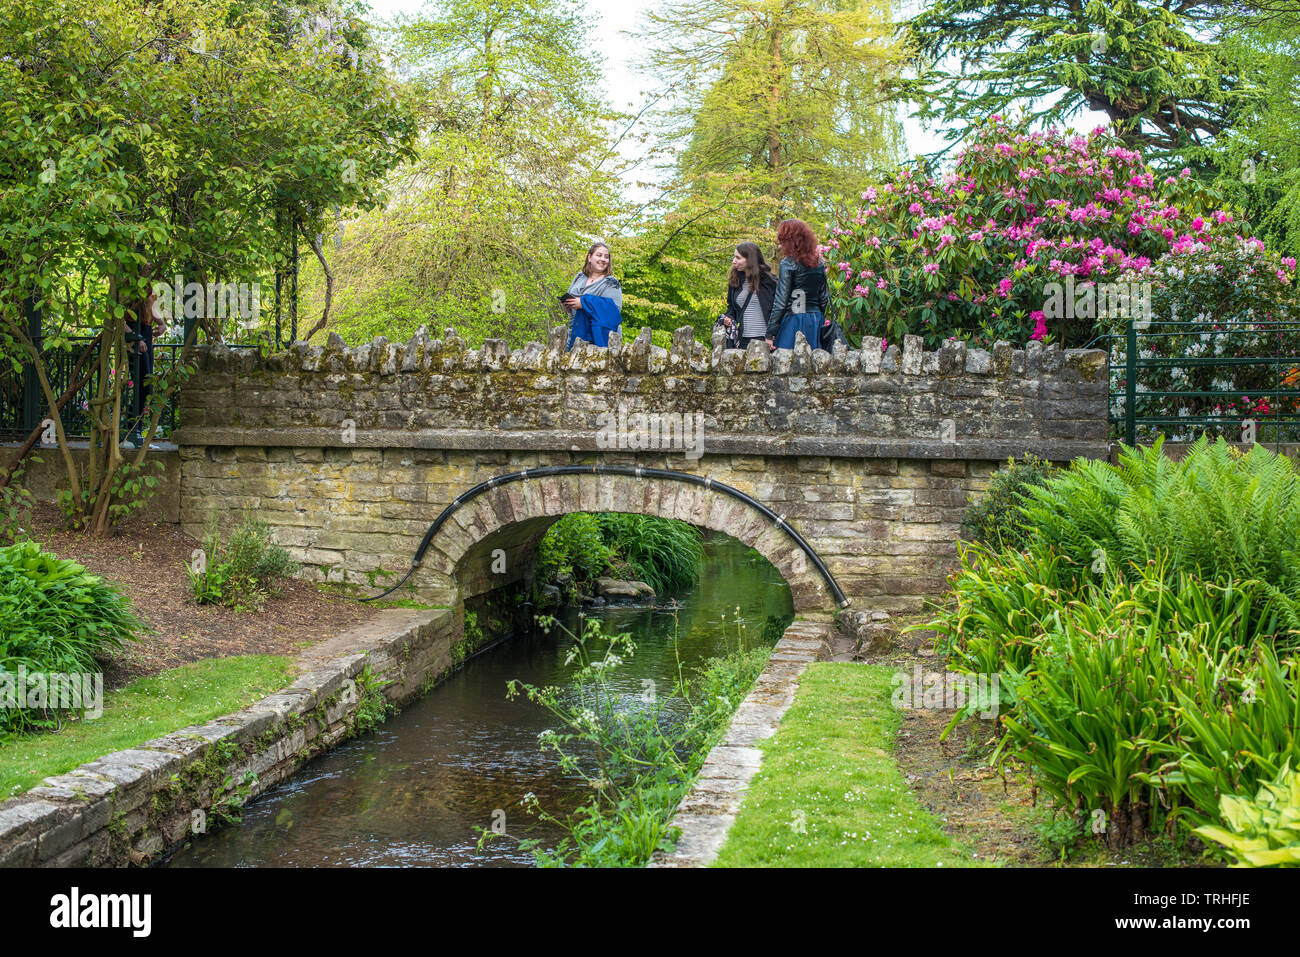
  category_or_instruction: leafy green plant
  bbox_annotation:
[187,519,296,611]
[0,541,144,734]
[1194,761,1300,867]
[1140,642,1300,829]
[595,513,704,594]
[1020,438,1300,629]
[961,455,1056,550]
[0,457,37,543]
[349,665,393,735]
[485,612,766,867]
[536,513,613,599]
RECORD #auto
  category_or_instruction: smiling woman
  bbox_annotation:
[564,242,624,350]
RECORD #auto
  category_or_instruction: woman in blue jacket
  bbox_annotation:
[563,242,623,350]
[766,219,829,350]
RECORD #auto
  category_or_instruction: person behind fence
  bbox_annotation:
[563,241,623,350]
[122,289,160,450]
[714,242,776,350]
[766,219,829,352]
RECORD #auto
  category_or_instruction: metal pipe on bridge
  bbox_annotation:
[359,464,851,609]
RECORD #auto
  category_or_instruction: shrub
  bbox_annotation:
[960,455,1056,549]
[1020,438,1300,629]
[825,117,1263,348]
[0,458,36,544]
[0,541,143,734]
[1194,761,1300,867]
[188,519,297,610]
[536,513,614,597]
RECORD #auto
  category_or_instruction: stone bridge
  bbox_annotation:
[171,325,1109,620]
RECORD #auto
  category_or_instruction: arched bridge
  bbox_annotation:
[172,324,1109,617]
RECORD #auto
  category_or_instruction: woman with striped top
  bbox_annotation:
[714,242,776,350]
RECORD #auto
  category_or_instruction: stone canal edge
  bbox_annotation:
[650,615,836,868]
[0,608,460,867]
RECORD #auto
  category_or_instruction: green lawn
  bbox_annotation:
[713,662,989,867]
[0,655,294,800]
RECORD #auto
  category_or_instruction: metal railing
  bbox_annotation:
[1097,320,1300,446]
[1,336,257,442]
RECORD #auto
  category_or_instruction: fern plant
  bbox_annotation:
[1019,437,1300,633]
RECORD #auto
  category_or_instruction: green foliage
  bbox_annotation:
[901,0,1260,173]
[349,665,392,735]
[919,442,1300,847]
[0,458,37,543]
[0,0,415,531]
[961,455,1057,550]
[1195,761,1300,867]
[0,541,143,734]
[594,513,704,594]
[1020,438,1300,626]
[535,512,705,597]
[487,614,766,867]
[187,519,297,611]
[536,513,614,599]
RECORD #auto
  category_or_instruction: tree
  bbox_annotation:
[297,0,626,348]
[0,0,415,533]
[902,0,1264,173]
[640,0,907,221]
[1209,3,1300,256]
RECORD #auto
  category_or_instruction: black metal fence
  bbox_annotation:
[1098,320,1300,446]
[1,336,256,443]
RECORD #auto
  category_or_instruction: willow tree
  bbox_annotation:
[0,0,415,534]
[296,0,626,348]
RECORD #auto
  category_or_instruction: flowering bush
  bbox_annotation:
[826,117,1252,348]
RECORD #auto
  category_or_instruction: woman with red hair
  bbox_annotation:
[766,219,829,351]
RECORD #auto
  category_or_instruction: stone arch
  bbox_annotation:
[410,471,839,614]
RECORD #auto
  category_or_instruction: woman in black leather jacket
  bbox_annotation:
[714,242,776,349]
[766,219,829,350]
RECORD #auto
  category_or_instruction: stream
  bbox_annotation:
[162,533,793,867]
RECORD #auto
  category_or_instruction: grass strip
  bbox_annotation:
[0,655,294,799]
[713,662,989,867]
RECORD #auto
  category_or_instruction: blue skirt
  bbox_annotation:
[773,310,823,350]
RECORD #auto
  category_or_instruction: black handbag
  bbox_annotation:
[819,316,847,351]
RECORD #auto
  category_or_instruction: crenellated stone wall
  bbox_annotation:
[171,325,1110,613]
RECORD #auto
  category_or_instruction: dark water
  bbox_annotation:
[163,534,793,867]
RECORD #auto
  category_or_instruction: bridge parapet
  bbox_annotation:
[174,325,1108,462]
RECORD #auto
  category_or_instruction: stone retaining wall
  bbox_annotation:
[0,608,463,868]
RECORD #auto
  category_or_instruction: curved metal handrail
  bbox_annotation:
[358,464,850,608]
